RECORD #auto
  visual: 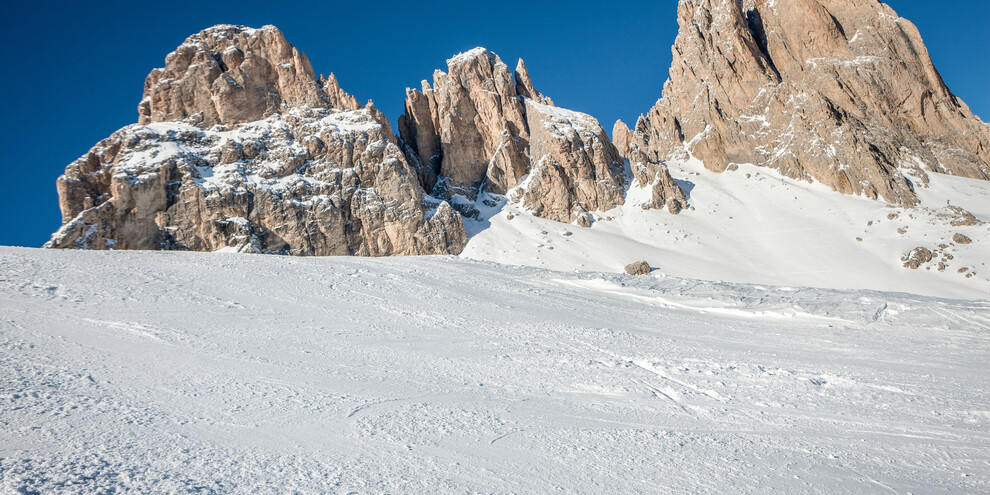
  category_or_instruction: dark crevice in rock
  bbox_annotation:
[745,8,780,80]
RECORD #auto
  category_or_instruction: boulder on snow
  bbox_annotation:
[624,261,652,276]
[575,210,594,228]
[953,233,972,245]
[901,247,933,270]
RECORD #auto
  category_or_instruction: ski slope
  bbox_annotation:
[1,247,988,493]
[463,158,990,300]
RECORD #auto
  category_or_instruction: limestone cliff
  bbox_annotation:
[398,48,682,223]
[49,25,466,255]
[627,0,990,206]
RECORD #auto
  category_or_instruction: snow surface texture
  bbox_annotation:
[464,157,990,300]
[1,247,988,493]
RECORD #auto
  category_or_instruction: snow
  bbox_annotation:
[462,158,990,300]
[527,99,604,137]
[446,47,490,66]
[1,246,988,492]
[805,56,882,69]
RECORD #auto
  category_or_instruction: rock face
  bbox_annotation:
[614,120,688,214]
[320,73,362,112]
[51,30,685,255]
[138,25,339,126]
[49,25,466,256]
[629,0,990,206]
[520,100,626,223]
[400,48,649,223]
[398,48,531,198]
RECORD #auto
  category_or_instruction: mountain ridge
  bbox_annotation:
[44,0,990,295]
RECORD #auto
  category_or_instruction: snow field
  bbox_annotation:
[1,247,988,493]
[463,158,990,300]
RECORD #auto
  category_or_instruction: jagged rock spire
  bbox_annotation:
[137,24,361,126]
[399,47,676,222]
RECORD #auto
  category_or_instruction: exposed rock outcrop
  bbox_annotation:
[953,233,972,245]
[398,48,531,198]
[400,48,650,223]
[138,25,357,127]
[514,59,553,106]
[50,25,466,255]
[629,0,990,206]
[53,29,687,255]
[901,247,933,269]
[47,107,466,255]
[614,120,687,214]
[520,100,626,223]
[321,73,362,112]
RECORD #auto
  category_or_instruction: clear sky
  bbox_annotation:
[2,0,987,248]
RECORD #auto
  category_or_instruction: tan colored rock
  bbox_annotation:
[320,73,362,112]
[399,48,530,198]
[399,48,676,226]
[521,100,626,223]
[633,0,990,206]
[612,120,633,158]
[49,25,465,256]
[944,206,982,227]
[514,59,553,106]
[48,107,466,255]
[138,25,359,127]
[632,162,687,214]
[953,233,972,245]
[575,210,594,228]
[901,247,933,269]
[625,261,652,275]
[615,120,688,214]
[397,81,443,192]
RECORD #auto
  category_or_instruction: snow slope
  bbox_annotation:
[462,158,990,300]
[2,247,988,493]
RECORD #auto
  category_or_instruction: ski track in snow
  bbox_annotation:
[1,246,988,493]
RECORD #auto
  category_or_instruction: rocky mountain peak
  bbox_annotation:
[398,47,681,223]
[137,24,360,127]
[513,58,553,106]
[399,47,530,198]
[320,73,362,112]
[626,0,990,206]
[51,25,466,256]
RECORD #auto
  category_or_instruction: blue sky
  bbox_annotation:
[1,0,987,248]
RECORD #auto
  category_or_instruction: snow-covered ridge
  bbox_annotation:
[526,99,605,138]
[446,46,494,66]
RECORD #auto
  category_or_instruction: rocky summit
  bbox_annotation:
[48,25,466,255]
[625,0,990,206]
[47,0,989,257]
[397,48,646,224]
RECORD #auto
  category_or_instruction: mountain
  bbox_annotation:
[44,1,989,296]
[46,25,465,256]
[395,48,681,224]
[624,0,990,206]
